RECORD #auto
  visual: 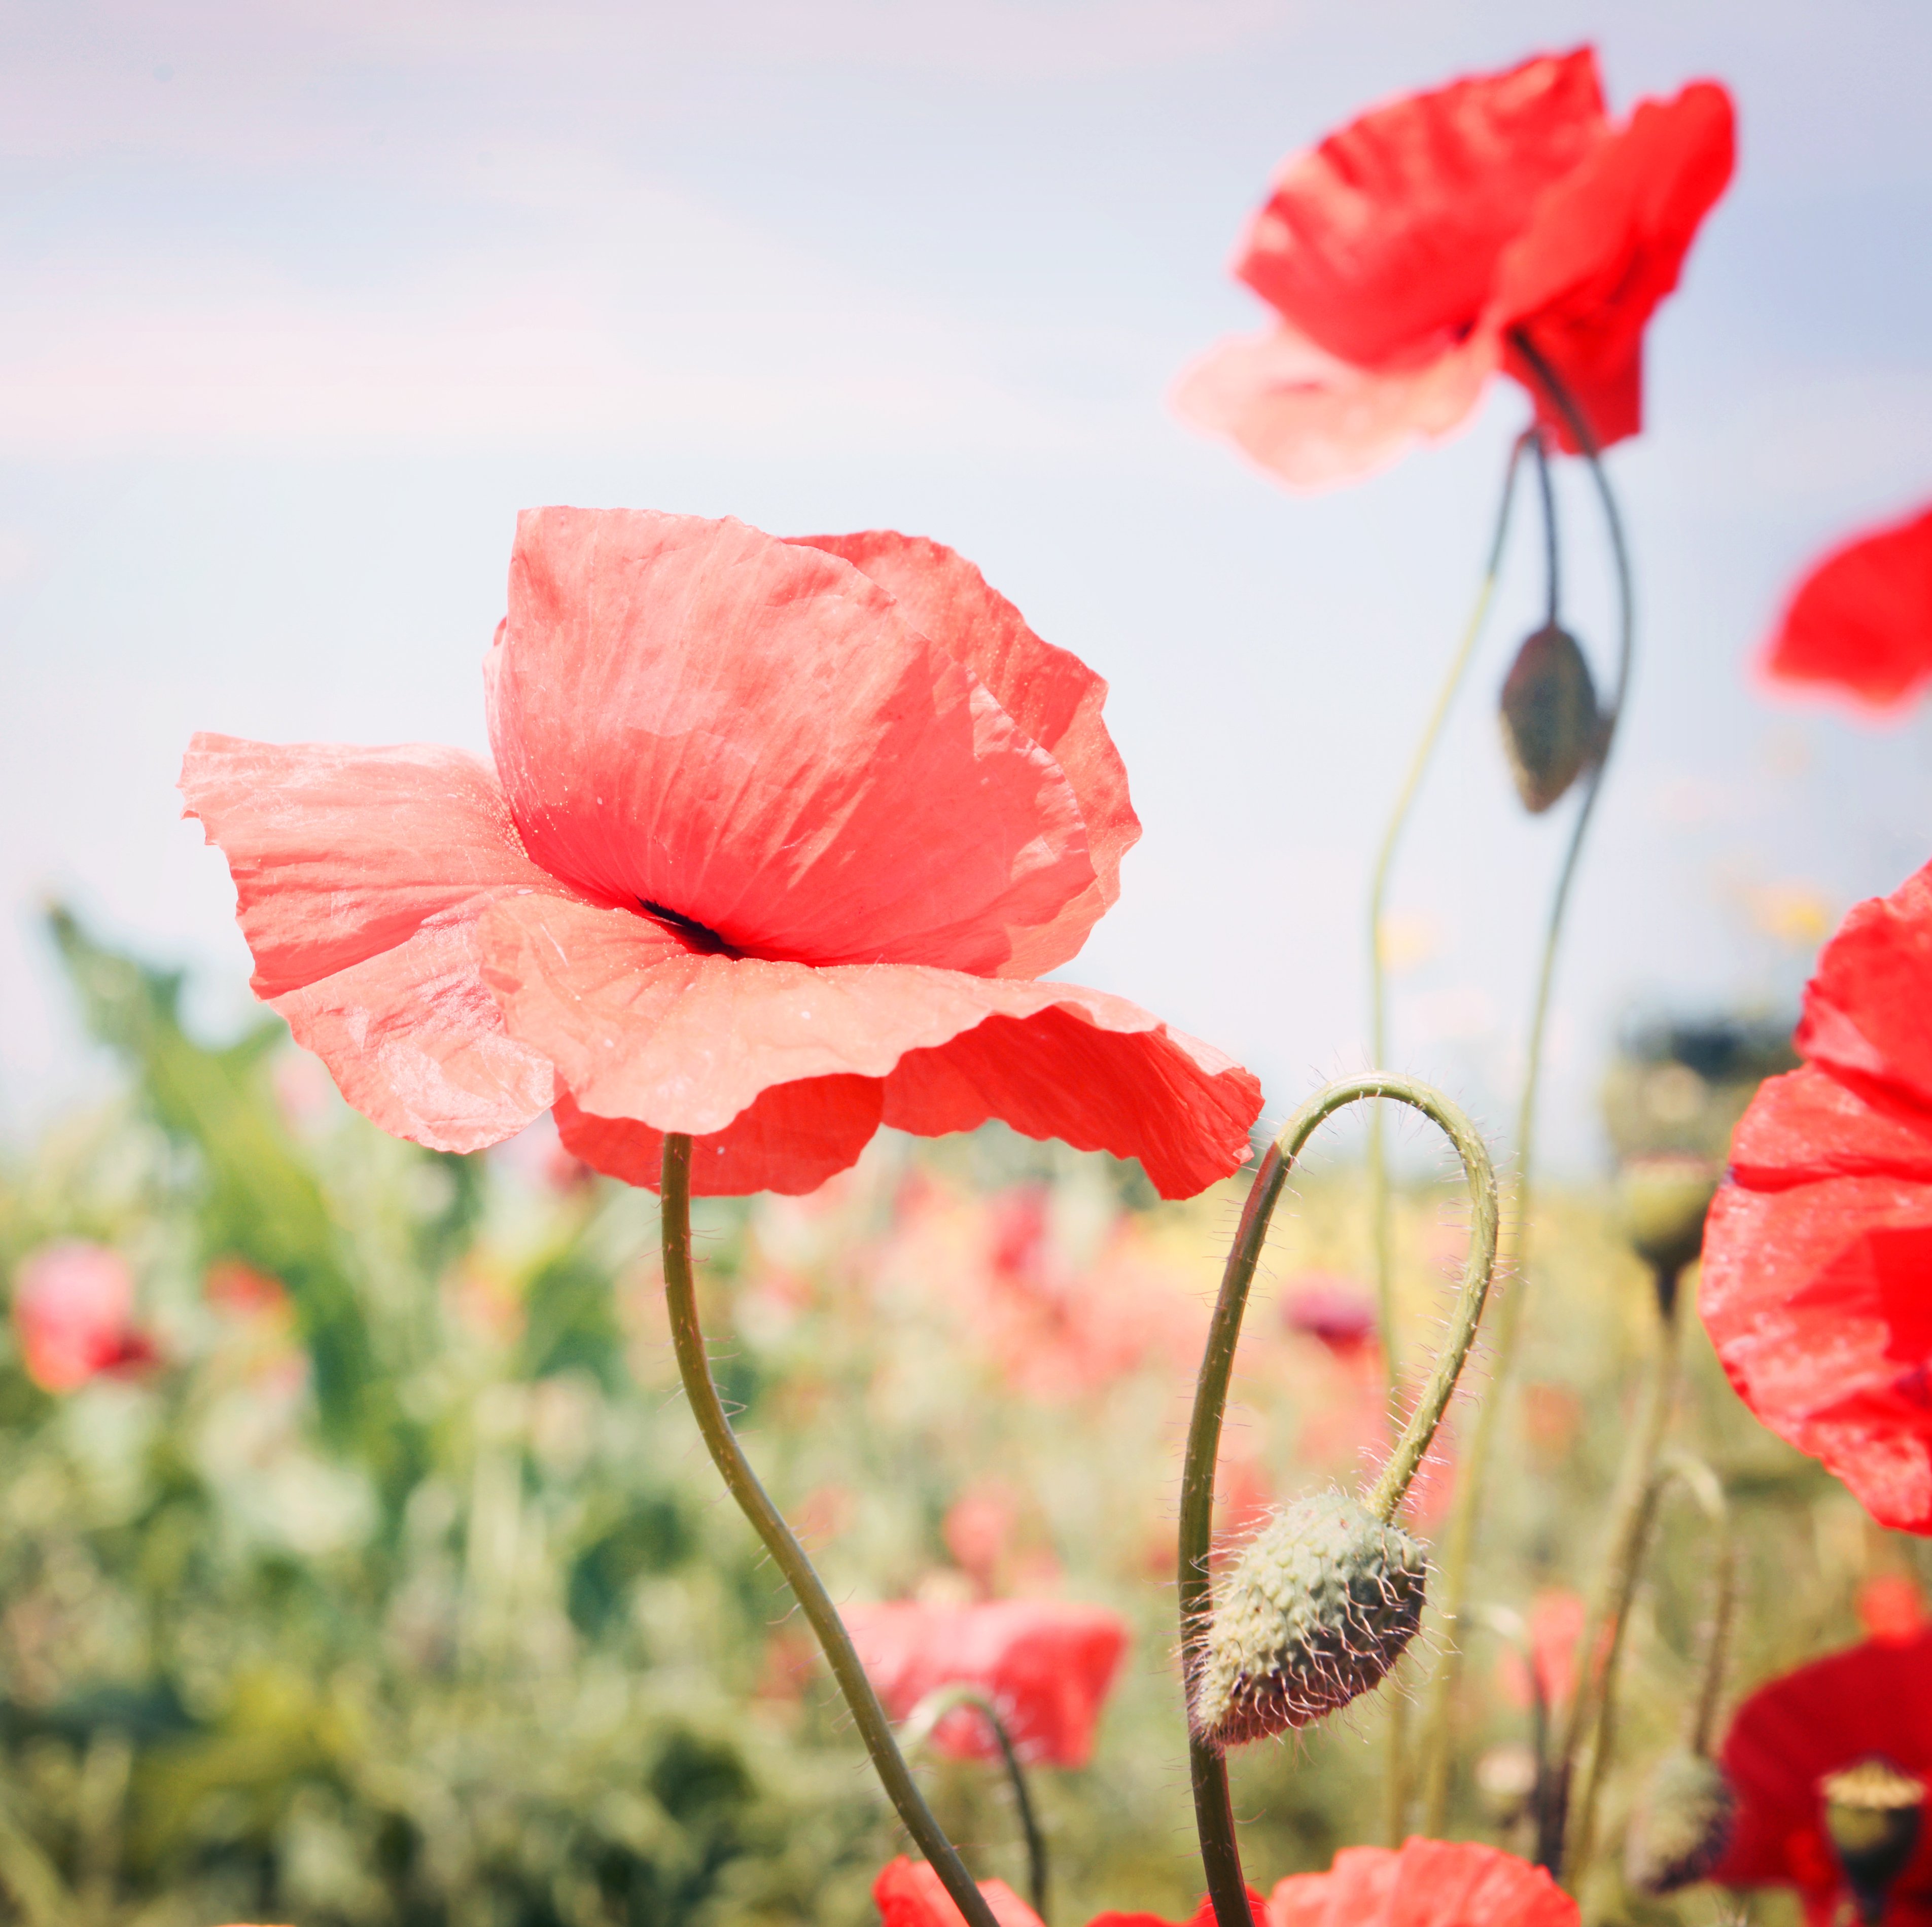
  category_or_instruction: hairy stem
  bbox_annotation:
[1182,1077,1499,1927]
[1418,336,1635,1834]
[658,1135,999,1927]
[902,1685,1050,1922]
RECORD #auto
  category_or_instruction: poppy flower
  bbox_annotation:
[1760,505,1932,714]
[1699,855,1932,1531]
[182,510,1263,1198]
[843,1598,1129,1766]
[873,1855,1267,1926]
[1281,1276,1378,1355]
[1173,47,1735,489]
[1266,1838,1576,1926]
[10,1241,158,1391]
[1711,1630,1932,1924]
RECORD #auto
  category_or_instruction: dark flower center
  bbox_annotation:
[641,899,740,958]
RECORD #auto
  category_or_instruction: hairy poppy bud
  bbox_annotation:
[1822,1757,1926,1925]
[1189,1490,1425,1750]
[1624,1751,1736,1896]
[1616,1154,1722,1285]
[1499,623,1601,813]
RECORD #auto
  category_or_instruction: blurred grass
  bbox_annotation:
[0,913,1888,1925]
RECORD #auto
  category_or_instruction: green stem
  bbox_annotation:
[902,1684,1050,1922]
[1182,1076,1499,1927]
[1417,335,1635,1836]
[658,1134,1000,1927]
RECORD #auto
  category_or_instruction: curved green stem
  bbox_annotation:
[902,1685,1049,1922]
[1181,1076,1499,1927]
[658,1135,999,1927]
[1418,335,1635,1836]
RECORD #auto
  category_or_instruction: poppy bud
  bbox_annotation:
[1615,1154,1722,1282]
[1189,1489,1425,1750]
[1821,1757,1926,1926]
[1498,623,1601,814]
[1624,1751,1736,1896]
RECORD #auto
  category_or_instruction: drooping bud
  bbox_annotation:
[1822,1757,1926,1925]
[1498,623,1601,814]
[1189,1490,1425,1750]
[1624,1751,1736,1896]
[1615,1154,1722,1281]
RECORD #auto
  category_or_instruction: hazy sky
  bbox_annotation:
[5,0,1930,1173]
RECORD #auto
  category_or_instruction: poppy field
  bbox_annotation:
[7,22,1932,1927]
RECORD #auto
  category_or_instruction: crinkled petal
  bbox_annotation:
[1730,1067,1932,1191]
[787,529,1139,977]
[486,508,1096,975]
[179,734,568,999]
[1264,1840,1572,1927]
[1172,323,1496,492]
[1236,48,1606,368]
[1493,81,1735,451]
[478,895,1262,1198]
[1762,505,1932,712]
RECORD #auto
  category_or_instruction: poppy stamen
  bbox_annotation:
[641,899,740,957]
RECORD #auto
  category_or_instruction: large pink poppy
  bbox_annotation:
[1760,505,1932,713]
[182,511,1262,1198]
[1174,47,1735,489]
[1700,855,1932,1530]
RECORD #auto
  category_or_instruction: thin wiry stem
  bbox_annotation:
[1182,1076,1499,1927]
[901,1684,1050,1922]
[1418,334,1635,1836]
[658,1135,999,1927]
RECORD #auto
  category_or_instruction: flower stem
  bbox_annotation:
[1182,1076,1499,1927]
[657,1134,1000,1927]
[1418,334,1635,1836]
[902,1684,1050,1922]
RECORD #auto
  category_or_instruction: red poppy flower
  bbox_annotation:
[873,1855,1267,1927]
[843,1598,1129,1767]
[1174,47,1734,489]
[11,1241,158,1391]
[182,510,1262,1198]
[1760,505,1932,713]
[1699,855,1932,1531]
[1266,1839,1575,1927]
[1712,1630,1932,1924]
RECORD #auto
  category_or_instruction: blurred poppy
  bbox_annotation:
[11,1241,157,1391]
[873,1855,1267,1926]
[1497,1589,1588,1713]
[1761,505,1932,714]
[1860,1576,1928,1648]
[1712,1630,1932,1924]
[1699,855,1932,1531]
[183,511,1261,1199]
[1281,1276,1378,1355]
[1174,46,1734,488]
[1266,1838,1576,1926]
[844,1598,1128,1766]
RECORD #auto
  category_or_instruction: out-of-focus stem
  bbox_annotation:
[1182,1076,1498,1927]
[902,1684,1049,1922]
[1418,336,1635,1835]
[659,1134,999,1927]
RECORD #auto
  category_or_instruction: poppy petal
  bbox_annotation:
[478,894,1262,1198]
[1264,1839,1572,1927]
[787,529,1140,978]
[486,508,1096,976]
[179,734,570,1000]
[1493,81,1736,451]
[1761,506,1932,712]
[1171,323,1496,492]
[1729,1067,1932,1191]
[872,1859,1043,1927]
[1235,47,1606,369]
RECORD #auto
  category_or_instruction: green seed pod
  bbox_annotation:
[1499,623,1601,814]
[1823,1758,1926,1925]
[1624,1751,1736,1896]
[1615,1154,1722,1279]
[1189,1490,1426,1751]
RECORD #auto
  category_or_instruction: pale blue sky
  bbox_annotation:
[4,0,1929,1171]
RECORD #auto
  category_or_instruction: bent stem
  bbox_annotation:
[658,1134,1001,1927]
[1419,334,1636,1835]
[902,1685,1049,1922]
[1182,1076,1499,1927]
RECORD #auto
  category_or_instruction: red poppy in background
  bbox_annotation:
[844,1598,1129,1767]
[1760,505,1932,713]
[1700,855,1932,1532]
[873,1855,1267,1927]
[1712,1631,1932,1924]
[1174,46,1734,489]
[11,1241,157,1392]
[183,511,1263,1199]
[1267,1839,1576,1927]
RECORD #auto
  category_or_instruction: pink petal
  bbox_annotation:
[479,895,1262,1198]
[787,529,1140,978]
[485,509,1097,976]
[1171,323,1496,493]
[873,1859,1044,1927]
